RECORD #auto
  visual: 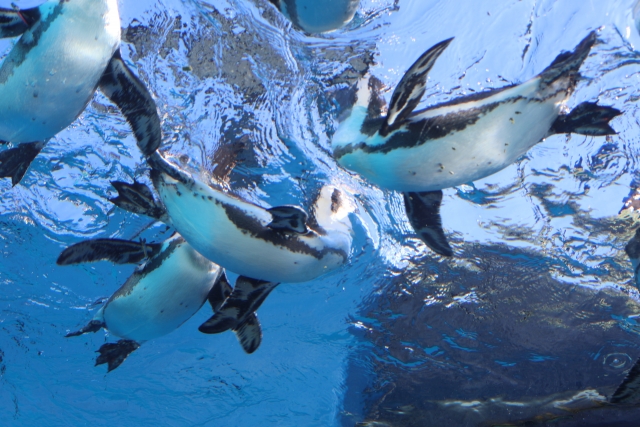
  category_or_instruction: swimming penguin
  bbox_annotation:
[58,234,263,372]
[0,0,160,185]
[268,0,359,33]
[113,152,356,334]
[332,32,621,256]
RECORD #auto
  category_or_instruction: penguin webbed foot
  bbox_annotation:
[551,102,621,136]
[0,141,44,186]
[200,276,279,354]
[110,180,166,220]
[403,190,453,257]
[207,271,233,311]
[267,206,309,234]
[95,340,140,372]
[57,238,162,265]
[65,320,104,338]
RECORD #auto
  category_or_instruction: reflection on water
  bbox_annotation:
[342,241,640,426]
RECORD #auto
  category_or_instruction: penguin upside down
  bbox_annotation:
[332,31,621,257]
[108,152,358,338]
[0,0,160,186]
[58,233,265,372]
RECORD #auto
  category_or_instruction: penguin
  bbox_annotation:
[58,234,263,372]
[0,0,160,185]
[110,152,356,335]
[332,32,621,256]
[268,0,359,33]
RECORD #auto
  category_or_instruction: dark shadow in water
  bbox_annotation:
[342,244,640,426]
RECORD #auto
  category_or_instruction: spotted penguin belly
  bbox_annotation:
[340,81,564,192]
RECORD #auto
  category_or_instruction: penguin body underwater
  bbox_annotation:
[111,152,357,335]
[0,0,160,185]
[58,233,263,372]
[268,0,359,33]
[332,32,621,256]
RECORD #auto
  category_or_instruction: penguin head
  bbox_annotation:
[311,185,356,238]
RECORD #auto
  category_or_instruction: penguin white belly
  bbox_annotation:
[103,243,220,342]
[156,174,346,283]
[0,0,120,143]
[338,79,565,192]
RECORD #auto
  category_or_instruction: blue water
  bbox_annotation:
[2,0,640,426]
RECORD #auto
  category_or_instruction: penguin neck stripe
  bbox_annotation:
[221,202,347,261]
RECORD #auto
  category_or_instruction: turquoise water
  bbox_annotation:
[2,0,640,425]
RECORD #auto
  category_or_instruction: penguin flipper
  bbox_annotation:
[234,314,262,354]
[381,37,454,136]
[57,239,162,265]
[110,180,166,220]
[65,320,105,338]
[206,273,263,353]
[95,340,140,372]
[550,102,621,136]
[99,49,161,158]
[538,31,596,90]
[267,206,309,234]
[0,7,40,38]
[403,191,453,257]
[199,276,279,334]
[611,356,640,404]
[0,141,44,186]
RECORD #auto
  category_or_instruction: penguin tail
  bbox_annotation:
[200,276,278,353]
[551,102,621,136]
[0,141,44,186]
[109,180,166,220]
[538,31,597,92]
[95,339,140,372]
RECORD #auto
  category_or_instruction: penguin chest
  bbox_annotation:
[156,175,347,283]
[338,81,565,192]
[103,245,220,342]
[0,0,121,143]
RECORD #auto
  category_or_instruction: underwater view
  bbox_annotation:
[2,0,640,425]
